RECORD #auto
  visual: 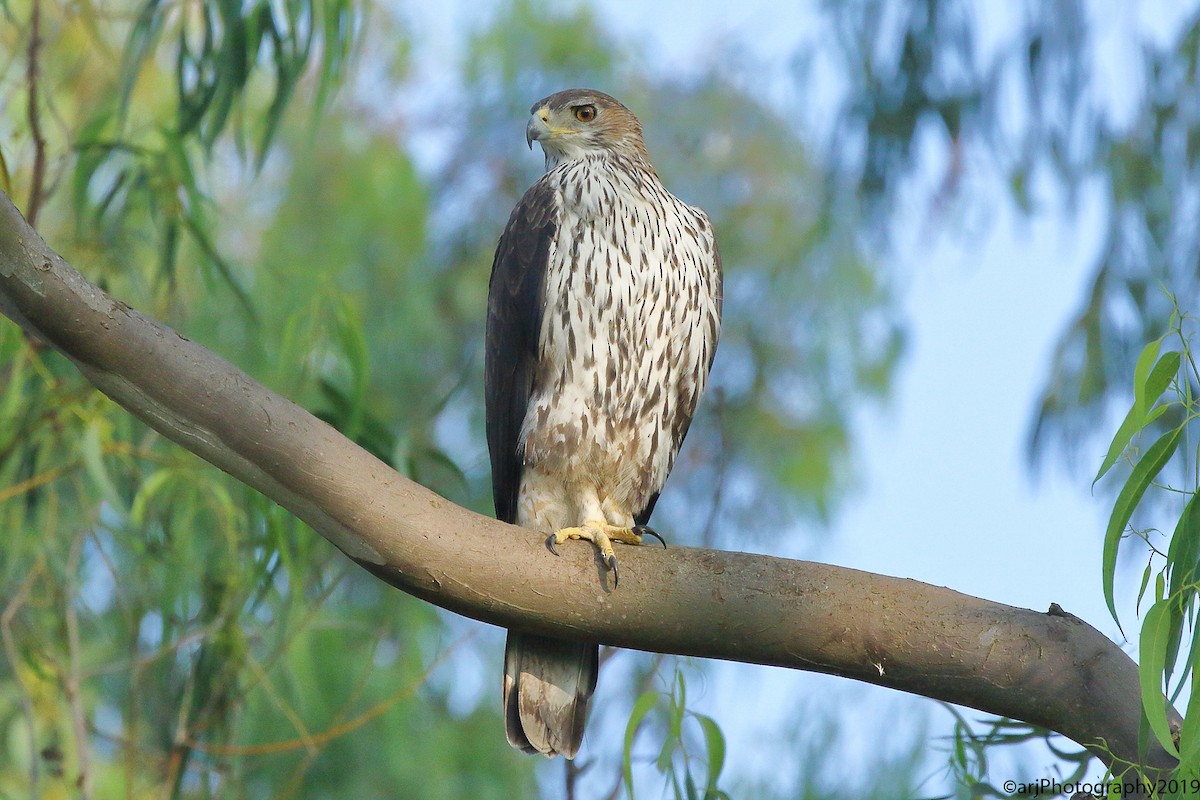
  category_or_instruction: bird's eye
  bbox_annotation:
[573,105,597,122]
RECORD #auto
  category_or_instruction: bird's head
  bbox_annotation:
[525,89,648,169]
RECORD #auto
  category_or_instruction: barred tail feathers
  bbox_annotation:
[502,632,598,759]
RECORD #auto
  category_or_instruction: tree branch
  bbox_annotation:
[0,189,1180,777]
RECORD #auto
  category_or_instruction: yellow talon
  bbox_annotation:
[545,520,659,586]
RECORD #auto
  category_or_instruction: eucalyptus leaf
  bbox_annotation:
[1144,351,1182,409]
[1095,399,1144,487]
[1178,636,1200,769]
[1094,349,1181,486]
[1139,600,1181,757]
[1164,493,1200,676]
[695,713,727,794]
[623,690,661,800]
[1103,426,1183,629]
[1133,336,1165,418]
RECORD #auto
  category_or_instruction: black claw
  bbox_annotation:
[545,533,560,556]
[633,525,667,548]
[609,557,620,587]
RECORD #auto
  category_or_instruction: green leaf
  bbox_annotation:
[660,671,686,770]
[1178,636,1200,769]
[117,0,167,127]
[1094,348,1180,486]
[80,421,125,515]
[623,690,660,800]
[180,213,257,320]
[1132,336,1165,418]
[1168,494,1200,601]
[1095,404,1147,486]
[130,468,178,527]
[695,713,726,794]
[1103,426,1184,630]
[333,297,370,439]
[315,0,355,114]
[1144,351,1181,410]
[1165,493,1200,677]
[1136,560,1154,613]
[0,140,10,197]
[1139,600,1180,757]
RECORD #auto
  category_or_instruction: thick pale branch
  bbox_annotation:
[0,190,1180,776]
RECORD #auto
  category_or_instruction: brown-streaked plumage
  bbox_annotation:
[485,89,722,758]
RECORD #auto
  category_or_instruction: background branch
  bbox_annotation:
[23,0,47,229]
[0,189,1179,778]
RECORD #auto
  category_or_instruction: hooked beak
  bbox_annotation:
[525,110,551,150]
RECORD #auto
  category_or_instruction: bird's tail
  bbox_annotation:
[503,631,598,759]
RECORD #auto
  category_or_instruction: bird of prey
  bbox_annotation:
[485,88,722,758]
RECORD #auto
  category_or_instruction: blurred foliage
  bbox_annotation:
[814,1,1200,465]
[940,710,1092,799]
[0,1,534,798]
[0,0,894,796]
[733,696,933,800]
[621,670,729,800]
[808,1,1200,792]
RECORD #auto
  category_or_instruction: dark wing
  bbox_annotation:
[633,495,660,528]
[485,179,558,524]
[634,223,723,527]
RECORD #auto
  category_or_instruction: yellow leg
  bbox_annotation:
[546,520,665,586]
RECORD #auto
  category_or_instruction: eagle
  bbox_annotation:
[485,88,722,758]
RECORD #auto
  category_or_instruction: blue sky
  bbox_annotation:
[708,153,1119,795]
[399,1,1178,795]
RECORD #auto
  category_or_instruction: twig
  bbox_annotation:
[2,559,44,799]
[603,768,623,800]
[65,530,94,799]
[25,0,47,228]
[698,388,730,548]
[164,647,200,800]
[564,755,588,800]
[83,625,220,679]
[186,631,478,757]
